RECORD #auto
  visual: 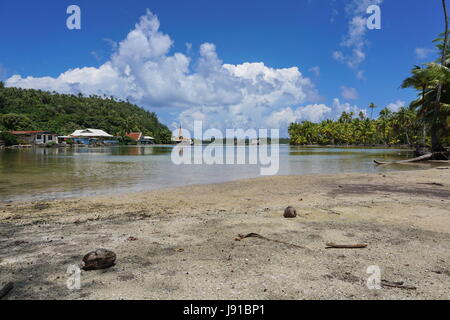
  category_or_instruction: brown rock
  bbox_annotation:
[81,249,116,271]
[283,206,297,218]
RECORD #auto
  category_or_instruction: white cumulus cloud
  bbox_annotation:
[308,66,320,77]
[333,0,383,78]
[6,10,326,133]
[386,100,405,112]
[414,47,436,60]
[340,86,359,100]
[265,98,366,131]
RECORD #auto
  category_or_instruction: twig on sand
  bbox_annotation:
[0,282,14,299]
[418,182,445,187]
[381,280,417,290]
[235,233,306,249]
[323,208,341,215]
[235,233,264,241]
[325,242,368,249]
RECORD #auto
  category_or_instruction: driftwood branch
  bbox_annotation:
[0,282,14,299]
[235,233,307,249]
[325,243,368,249]
[374,153,432,165]
[381,280,417,290]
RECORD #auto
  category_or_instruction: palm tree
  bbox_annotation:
[401,66,433,100]
[358,111,366,120]
[369,103,377,120]
[401,66,434,146]
[401,3,450,153]
[338,111,354,124]
[431,0,449,152]
[378,108,393,145]
[394,107,416,145]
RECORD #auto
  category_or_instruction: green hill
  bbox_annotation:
[0,83,172,144]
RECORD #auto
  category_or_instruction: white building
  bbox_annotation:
[69,129,113,138]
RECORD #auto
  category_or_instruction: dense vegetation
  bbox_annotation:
[0,131,19,146]
[0,85,172,144]
[288,108,430,146]
[289,30,450,149]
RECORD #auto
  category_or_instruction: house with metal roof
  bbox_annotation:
[68,129,116,145]
[69,129,113,138]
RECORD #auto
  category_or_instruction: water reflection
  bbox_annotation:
[0,145,442,202]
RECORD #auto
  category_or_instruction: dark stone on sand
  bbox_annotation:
[283,206,297,218]
[82,249,116,271]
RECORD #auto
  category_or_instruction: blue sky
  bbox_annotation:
[0,0,444,135]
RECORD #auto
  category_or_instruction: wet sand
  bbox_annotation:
[0,167,449,300]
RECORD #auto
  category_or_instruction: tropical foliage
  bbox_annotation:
[290,29,450,148]
[288,108,423,146]
[0,86,172,144]
[401,37,450,151]
[0,131,19,146]
[401,0,450,152]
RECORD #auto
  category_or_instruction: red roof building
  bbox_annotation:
[125,132,155,144]
[9,131,52,135]
[125,132,143,141]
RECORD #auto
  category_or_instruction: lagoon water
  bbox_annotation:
[0,145,430,202]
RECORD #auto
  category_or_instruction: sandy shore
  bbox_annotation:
[0,167,449,300]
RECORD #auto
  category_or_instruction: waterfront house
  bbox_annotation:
[69,129,115,145]
[125,132,155,144]
[70,129,113,138]
[9,131,59,145]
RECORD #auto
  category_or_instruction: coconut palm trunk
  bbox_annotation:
[432,0,449,152]
[422,124,427,146]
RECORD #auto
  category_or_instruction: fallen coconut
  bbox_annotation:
[283,206,297,218]
[81,249,116,271]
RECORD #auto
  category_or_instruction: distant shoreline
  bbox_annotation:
[0,143,417,150]
[289,144,415,149]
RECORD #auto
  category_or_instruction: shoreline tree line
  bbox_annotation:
[289,29,450,151]
[0,85,172,144]
[288,107,432,146]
